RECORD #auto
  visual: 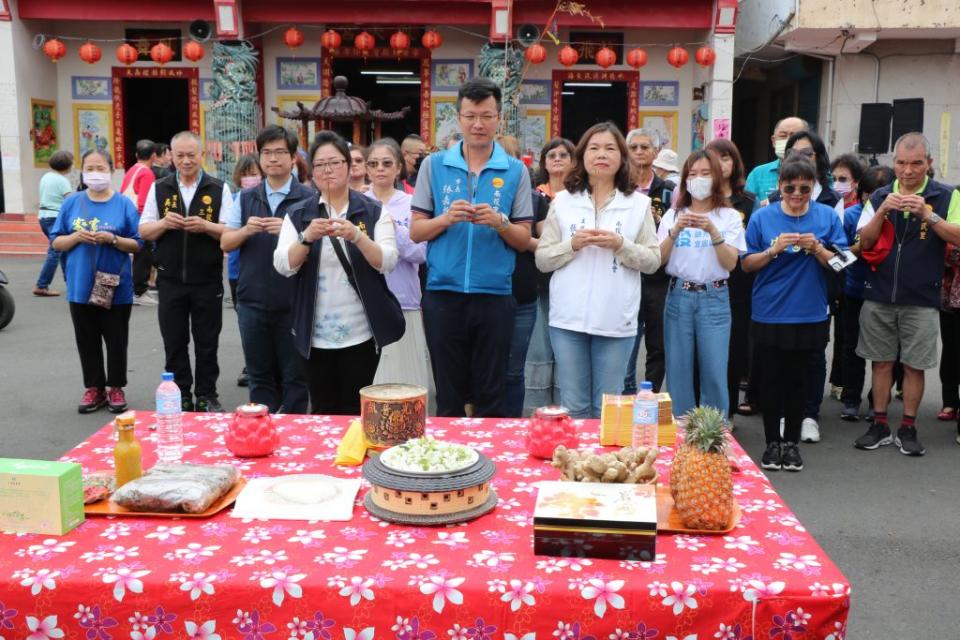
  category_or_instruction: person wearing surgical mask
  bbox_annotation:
[657,149,746,419]
[830,154,865,209]
[745,116,808,206]
[50,149,144,414]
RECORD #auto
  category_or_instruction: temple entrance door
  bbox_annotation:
[550,70,639,145]
[330,58,422,143]
[121,78,189,167]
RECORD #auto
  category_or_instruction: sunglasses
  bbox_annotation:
[781,184,812,195]
[366,159,396,169]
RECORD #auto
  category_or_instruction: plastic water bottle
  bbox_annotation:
[632,381,659,449]
[155,372,183,463]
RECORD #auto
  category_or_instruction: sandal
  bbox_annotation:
[737,402,757,416]
[937,407,957,422]
[33,287,60,297]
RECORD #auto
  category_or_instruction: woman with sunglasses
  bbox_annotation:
[536,137,575,200]
[364,138,430,393]
[742,158,847,472]
[274,131,404,415]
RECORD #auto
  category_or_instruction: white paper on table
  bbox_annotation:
[230,474,361,521]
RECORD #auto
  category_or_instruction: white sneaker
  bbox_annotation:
[801,417,821,443]
[133,293,158,307]
[779,418,784,438]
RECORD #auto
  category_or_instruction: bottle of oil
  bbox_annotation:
[114,411,143,488]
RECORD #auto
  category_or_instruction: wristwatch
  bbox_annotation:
[496,213,510,231]
[927,213,943,227]
[297,231,312,246]
[110,234,118,247]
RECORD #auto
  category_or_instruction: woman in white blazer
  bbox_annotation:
[535,122,661,418]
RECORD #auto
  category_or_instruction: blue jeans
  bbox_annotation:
[504,301,538,417]
[664,283,731,418]
[524,294,560,409]
[237,303,308,414]
[550,326,635,418]
[36,217,62,289]
[622,316,647,394]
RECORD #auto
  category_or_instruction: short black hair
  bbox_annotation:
[457,77,501,113]
[256,124,298,155]
[308,130,351,166]
[778,157,817,184]
[785,130,830,189]
[154,143,169,155]
[48,150,73,172]
[134,139,155,161]
[80,148,114,172]
[858,164,895,202]
[830,153,865,183]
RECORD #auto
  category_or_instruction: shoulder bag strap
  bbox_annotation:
[318,203,362,298]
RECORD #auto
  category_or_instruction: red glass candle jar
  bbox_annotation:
[527,406,577,459]
[226,403,278,457]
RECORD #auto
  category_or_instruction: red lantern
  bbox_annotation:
[150,42,174,66]
[42,38,66,63]
[558,45,579,67]
[116,43,138,66]
[79,41,102,65]
[626,47,648,69]
[183,41,205,62]
[389,31,410,53]
[320,29,341,52]
[524,43,547,65]
[595,46,616,69]
[354,31,375,54]
[284,26,305,50]
[667,45,689,69]
[422,29,443,50]
[695,44,716,67]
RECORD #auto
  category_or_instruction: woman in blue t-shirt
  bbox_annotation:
[742,159,847,472]
[50,149,143,414]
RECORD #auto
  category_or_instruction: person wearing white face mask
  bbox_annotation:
[658,150,746,419]
[50,149,144,414]
[745,117,808,205]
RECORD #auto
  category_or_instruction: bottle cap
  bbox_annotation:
[161,372,174,381]
[640,381,653,391]
[115,410,136,429]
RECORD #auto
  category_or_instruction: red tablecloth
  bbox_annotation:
[0,415,849,640]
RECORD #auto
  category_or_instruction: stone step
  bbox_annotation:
[0,231,48,245]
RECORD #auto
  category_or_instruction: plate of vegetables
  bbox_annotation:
[379,437,479,475]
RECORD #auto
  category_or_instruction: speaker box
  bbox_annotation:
[189,20,212,43]
[858,103,892,154]
[892,98,924,144]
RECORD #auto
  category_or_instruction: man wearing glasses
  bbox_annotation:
[410,77,534,417]
[221,125,312,414]
[140,132,234,412]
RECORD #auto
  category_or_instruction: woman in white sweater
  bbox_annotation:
[535,122,661,418]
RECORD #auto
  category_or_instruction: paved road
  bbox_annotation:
[1,256,958,638]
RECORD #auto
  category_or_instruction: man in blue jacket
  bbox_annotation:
[854,132,960,456]
[411,78,534,417]
[221,125,312,414]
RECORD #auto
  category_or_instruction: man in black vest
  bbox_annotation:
[140,131,233,412]
[854,132,960,456]
[221,125,311,413]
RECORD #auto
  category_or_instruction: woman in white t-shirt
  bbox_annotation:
[657,149,746,419]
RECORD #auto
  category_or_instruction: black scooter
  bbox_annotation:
[0,268,14,330]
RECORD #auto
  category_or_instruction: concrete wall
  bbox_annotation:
[734,0,795,55]
[824,40,960,183]
[797,0,960,30]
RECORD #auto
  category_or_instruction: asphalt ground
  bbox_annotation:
[1,256,958,638]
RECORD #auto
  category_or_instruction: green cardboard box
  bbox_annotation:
[0,458,85,535]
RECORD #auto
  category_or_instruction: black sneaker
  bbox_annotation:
[895,426,925,456]
[760,442,782,470]
[196,396,224,413]
[237,368,249,387]
[781,442,804,471]
[840,404,860,422]
[854,423,892,450]
[181,397,195,412]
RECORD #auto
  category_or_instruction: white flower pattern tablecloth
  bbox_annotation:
[0,414,849,640]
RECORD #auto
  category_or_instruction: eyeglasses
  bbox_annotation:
[260,149,290,159]
[781,184,813,195]
[789,148,815,158]
[832,175,850,183]
[546,151,570,160]
[351,156,365,165]
[312,159,347,172]
[366,159,396,169]
[629,143,653,151]
[458,112,499,124]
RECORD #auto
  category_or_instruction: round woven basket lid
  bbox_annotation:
[363,489,499,526]
[362,453,496,491]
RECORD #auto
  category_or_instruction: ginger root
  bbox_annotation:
[551,445,658,484]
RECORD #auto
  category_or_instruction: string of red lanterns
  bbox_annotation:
[78,41,101,65]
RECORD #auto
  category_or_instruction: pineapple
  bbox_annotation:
[669,413,702,502]
[671,406,733,530]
